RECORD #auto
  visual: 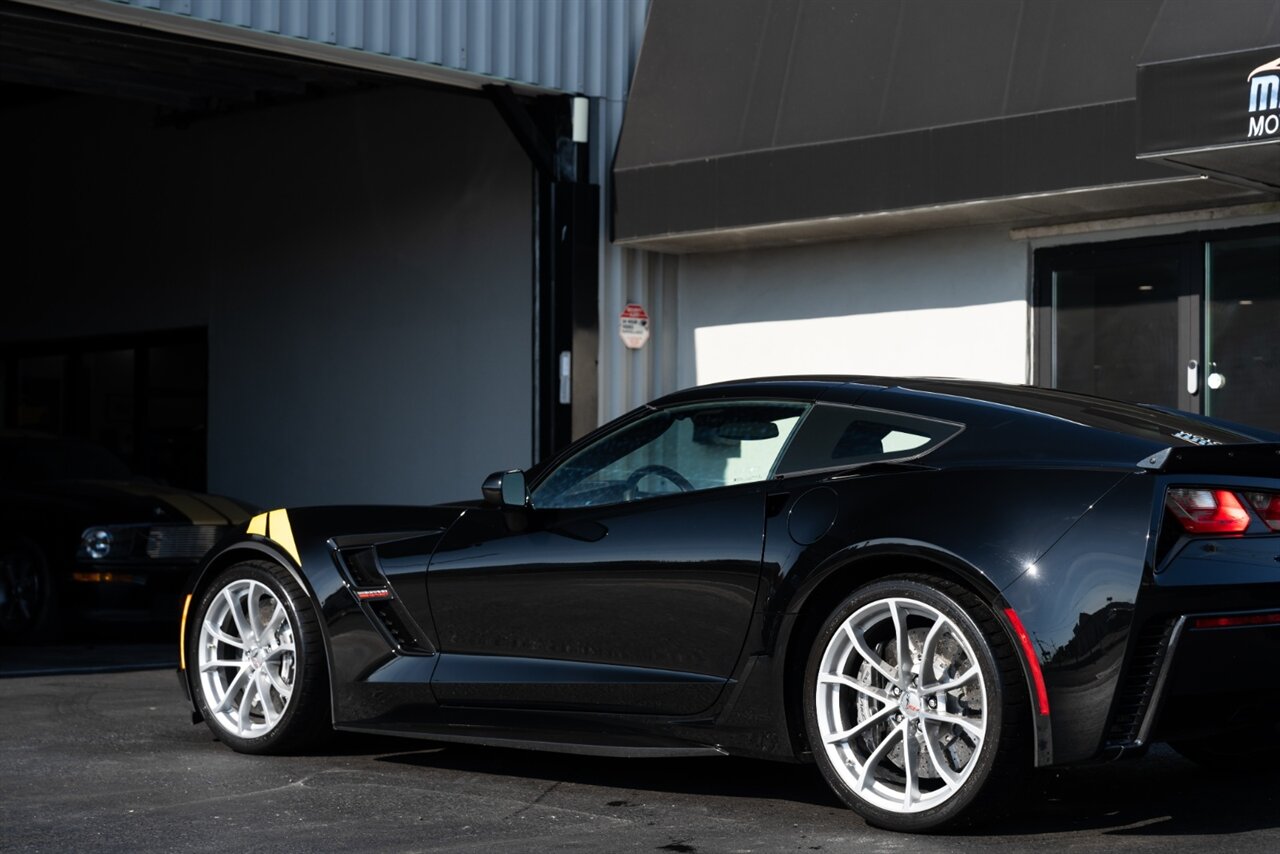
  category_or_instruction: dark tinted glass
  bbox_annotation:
[776,404,961,475]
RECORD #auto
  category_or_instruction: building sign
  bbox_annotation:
[1248,57,1280,139]
[1136,44,1280,190]
[619,303,650,349]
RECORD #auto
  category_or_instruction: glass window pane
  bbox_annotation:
[1053,261,1182,408]
[1206,233,1280,432]
[532,402,808,509]
[776,404,961,475]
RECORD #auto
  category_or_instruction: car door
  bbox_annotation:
[425,400,808,716]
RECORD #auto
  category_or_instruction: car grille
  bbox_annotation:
[146,525,223,561]
[1105,616,1179,746]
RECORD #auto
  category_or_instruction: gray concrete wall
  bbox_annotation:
[5,85,532,508]
[675,226,1032,390]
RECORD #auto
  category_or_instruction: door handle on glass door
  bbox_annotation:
[1207,366,1227,390]
[1187,359,1199,395]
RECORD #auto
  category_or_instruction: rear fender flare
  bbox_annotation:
[778,540,1052,765]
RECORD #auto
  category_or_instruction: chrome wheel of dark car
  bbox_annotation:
[190,561,330,753]
[0,538,55,643]
[805,577,1026,832]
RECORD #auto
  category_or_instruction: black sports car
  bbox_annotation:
[177,377,1280,831]
[0,432,254,641]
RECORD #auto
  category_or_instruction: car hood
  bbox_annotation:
[17,479,256,526]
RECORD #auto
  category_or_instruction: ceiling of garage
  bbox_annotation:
[0,0,398,118]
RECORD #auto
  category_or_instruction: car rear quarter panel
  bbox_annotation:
[999,473,1157,764]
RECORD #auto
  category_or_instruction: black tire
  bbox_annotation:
[0,536,58,644]
[188,560,331,754]
[802,575,1028,832]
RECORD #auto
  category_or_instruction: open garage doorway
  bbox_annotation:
[1,1,540,509]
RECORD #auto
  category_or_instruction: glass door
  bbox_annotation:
[1205,234,1280,431]
[1035,224,1280,434]
[1039,242,1199,412]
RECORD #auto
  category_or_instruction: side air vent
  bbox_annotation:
[368,601,431,654]
[1104,617,1178,746]
[334,545,435,655]
[338,546,385,588]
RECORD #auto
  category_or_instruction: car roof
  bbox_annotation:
[651,376,1277,462]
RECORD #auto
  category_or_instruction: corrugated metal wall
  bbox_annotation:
[103,0,661,424]
[110,0,643,100]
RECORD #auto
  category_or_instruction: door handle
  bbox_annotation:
[1186,359,1199,395]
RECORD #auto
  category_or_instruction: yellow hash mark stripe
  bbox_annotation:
[246,513,267,536]
[267,508,302,568]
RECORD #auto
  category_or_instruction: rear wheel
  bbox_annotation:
[803,576,1028,832]
[190,560,330,753]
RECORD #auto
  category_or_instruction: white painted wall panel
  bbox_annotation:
[676,227,1033,390]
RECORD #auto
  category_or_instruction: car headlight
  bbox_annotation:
[80,527,116,560]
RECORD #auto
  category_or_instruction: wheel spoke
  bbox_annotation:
[264,643,295,660]
[918,709,985,741]
[203,620,245,650]
[214,666,250,713]
[857,721,907,791]
[264,664,292,702]
[256,672,279,726]
[919,617,947,684]
[889,600,911,682]
[823,703,897,745]
[902,726,919,809]
[923,666,980,694]
[222,587,251,642]
[246,582,266,643]
[922,722,962,786]
[264,601,287,637]
[818,672,891,705]
[845,623,896,682]
[200,658,242,673]
[237,675,257,734]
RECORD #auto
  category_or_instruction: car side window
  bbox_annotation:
[774,404,962,475]
[531,401,809,509]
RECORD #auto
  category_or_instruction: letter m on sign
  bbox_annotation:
[1250,75,1280,112]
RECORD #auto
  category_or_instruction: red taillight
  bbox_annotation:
[1166,488,1251,534]
[1244,491,1280,532]
[1192,612,1280,630]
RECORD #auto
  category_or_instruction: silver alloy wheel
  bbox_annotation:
[814,595,988,814]
[197,578,296,739]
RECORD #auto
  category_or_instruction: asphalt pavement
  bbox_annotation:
[1,664,1278,853]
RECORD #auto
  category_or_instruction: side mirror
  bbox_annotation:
[482,470,527,508]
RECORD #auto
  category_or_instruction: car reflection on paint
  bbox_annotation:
[175,377,1280,832]
[0,432,255,642]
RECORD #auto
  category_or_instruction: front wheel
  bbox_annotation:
[803,576,1028,832]
[189,560,331,754]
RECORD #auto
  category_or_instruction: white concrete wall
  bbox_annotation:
[5,85,532,508]
[675,226,1031,389]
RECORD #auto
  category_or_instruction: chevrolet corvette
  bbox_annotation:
[177,377,1280,831]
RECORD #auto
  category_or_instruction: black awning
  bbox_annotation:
[1137,45,1280,191]
[614,0,1280,251]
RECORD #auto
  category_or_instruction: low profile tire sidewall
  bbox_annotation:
[803,578,1006,832]
[190,562,320,754]
[0,537,57,644]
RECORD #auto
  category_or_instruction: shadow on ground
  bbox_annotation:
[370,736,1280,837]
